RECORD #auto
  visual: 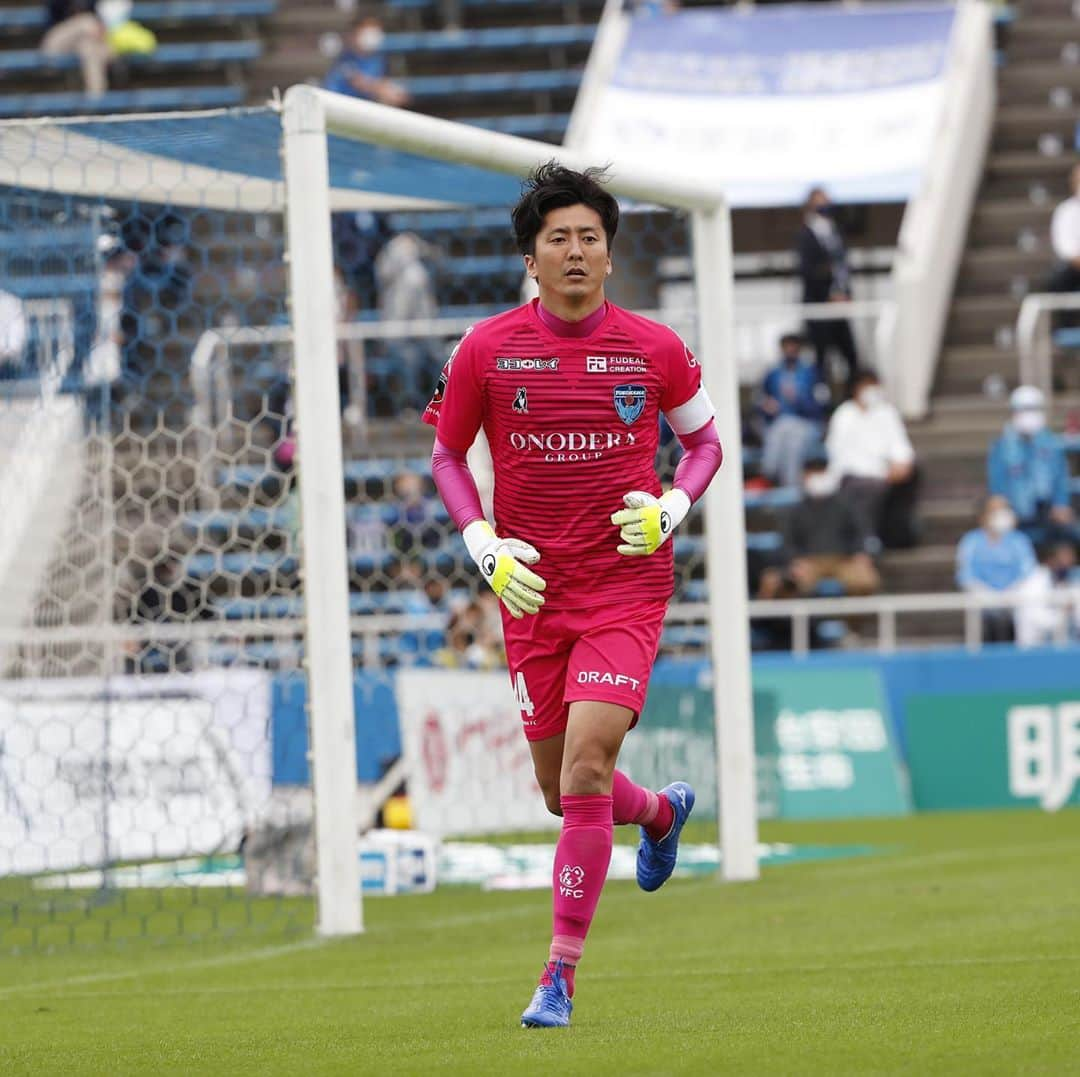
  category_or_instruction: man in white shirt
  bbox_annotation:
[826,369,917,547]
[1050,163,1080,293]
[0,288,27,371]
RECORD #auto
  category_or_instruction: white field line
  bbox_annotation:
[0,937,329,1000]
[17,951,1080,1002]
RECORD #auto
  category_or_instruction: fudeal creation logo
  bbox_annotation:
[558,864,585,898]
[613,384,646,426]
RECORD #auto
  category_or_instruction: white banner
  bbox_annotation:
[396,670,553,838]
[0,670,271,875]
[573,4,956,207]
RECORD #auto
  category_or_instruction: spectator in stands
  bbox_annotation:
[41,0,111,98]
[375,233,440,411]
[796,186,859,390]
[387,470,444,553]
[988,385,1078,550]
[757,456,879,599]
[332,210,392,313]
[1049,163,1080,295]
[956,495,1041,644]
[324,15,409,108]
[435,591,504,669]
[0,287,28,375]
[1012,541,1080,647]
[756,332,829,488]
[125,555,199,673]
[826,369,917,548]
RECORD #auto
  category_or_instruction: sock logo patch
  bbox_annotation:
[558,864,585,898]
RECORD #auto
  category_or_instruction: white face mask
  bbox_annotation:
[1013,410,1046,436]
[804,472,838,498]
[857,386,884,409]
[987,509,1016,535]
[356,26,384,52]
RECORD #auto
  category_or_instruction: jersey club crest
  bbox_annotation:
[613,384,646,426]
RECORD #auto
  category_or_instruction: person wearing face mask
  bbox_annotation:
[323,15,410,108]
[756,332,829,488]
[987,385,1077,550]
[1011,542,1080,647]
[825,370,917,549]
[757,457,879,600]
[796,186,859,392]
[956,495,1040,644]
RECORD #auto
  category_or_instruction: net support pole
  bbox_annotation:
[282,87,363,934]
[691,204,760,883]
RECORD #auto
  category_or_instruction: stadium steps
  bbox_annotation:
[969,196,1059,245]
[955,246,1050,295]
[991,105,1080,154]
[935,3,1080,411]
[998,62,1080,104]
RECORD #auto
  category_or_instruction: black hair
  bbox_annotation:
[511,161,619,256]
[851,367,880,390]
[803,454,829,473]
[780,332,803,348]
[803,186,828,212]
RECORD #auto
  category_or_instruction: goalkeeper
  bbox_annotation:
[423,163,723,1029]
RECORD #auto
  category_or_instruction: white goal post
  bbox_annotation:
[279,85,759,935]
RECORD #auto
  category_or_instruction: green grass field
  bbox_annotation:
[3,809,1078,1075]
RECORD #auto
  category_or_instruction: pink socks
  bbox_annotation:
[549,794,613,995]
[612,769,674,842]
[542,779,676,998]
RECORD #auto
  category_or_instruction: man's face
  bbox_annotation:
[524,203,611,308]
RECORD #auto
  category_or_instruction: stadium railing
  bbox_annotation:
[1016,291,1080,402]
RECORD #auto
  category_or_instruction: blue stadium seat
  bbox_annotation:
[743,486,801,510]
[398,69,581,100]
[660,624,709,650]
[386,207,510,234]
[0,85,244,118]
[0,0,274,30]
[216,591,436,620]
[467,114,570,138]
[745,530,784,552]
[1052,327,1080,350]
[180,507,294,538]
[0,274,97,300]
[182,550,298,580]
[216,456,433,497]
[381,25,595,53]
[0,41,261,76]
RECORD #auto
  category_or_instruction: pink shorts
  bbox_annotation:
[500,598,668,742]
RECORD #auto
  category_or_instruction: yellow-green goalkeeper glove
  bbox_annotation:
[610,489,692,556]
[463,520,547,618]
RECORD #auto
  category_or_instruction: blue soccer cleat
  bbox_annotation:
[520,960,573,1028]
[636,781,695,892]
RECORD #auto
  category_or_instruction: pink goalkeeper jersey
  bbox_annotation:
[423,299,704,610]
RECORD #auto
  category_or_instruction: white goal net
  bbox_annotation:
[0,96,757,950]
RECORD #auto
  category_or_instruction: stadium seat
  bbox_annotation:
[0,85,244,119]
[0,41,261,77]
[743,486,801,510]
[398,70,582,100]
[467,114,570,139]
[380,25,595,54]
[0,0,275,30]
